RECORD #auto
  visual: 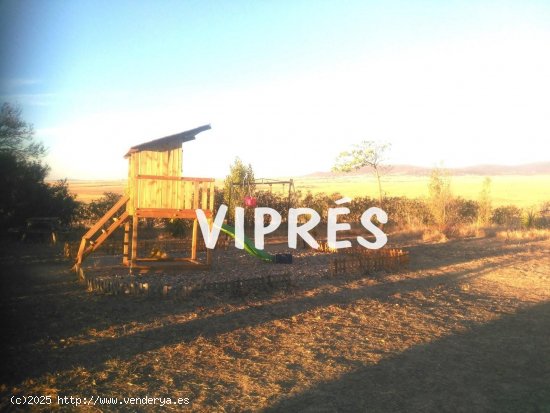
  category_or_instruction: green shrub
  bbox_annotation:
[82,192,123,223]
[521,208,537,229]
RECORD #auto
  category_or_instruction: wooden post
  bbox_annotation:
[287,178,293,213]
[123,220,130,265]
[201,182,208,210]
[76,238,87,266]
[208,181,215,211]
[131,215,138,266]
[191,218,198,260]
[193,181,200,208]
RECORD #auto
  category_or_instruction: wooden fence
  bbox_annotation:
[78,268,291,299]
[330,247,409,276]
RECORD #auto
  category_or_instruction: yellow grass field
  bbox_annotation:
[66,180,127,203]
[295,174,550,208]
[66,174,550,208]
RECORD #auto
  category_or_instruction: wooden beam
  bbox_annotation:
[91,211,129,253]
[76,212,129,265]
[135,208,212,219]
[75,195,129,267]
[208,181,215,211]
[191,219,198,260]
[193,181,200,209]
[123,220,130,265]
[82,195,129,239]
[133,257,205,262]
[75,238,87,266]
[230,180,293,187]
[201,182,208,210]
[131,214,138,266]
[136,175,215,182]
[122,260,211,271]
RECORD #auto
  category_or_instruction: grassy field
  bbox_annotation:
[295,174,550,207]
[67,174,550,208]
[67,180,127,203]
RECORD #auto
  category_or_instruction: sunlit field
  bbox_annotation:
[66,174,550,208]
[295,174,550,207]
[66,180,127,203]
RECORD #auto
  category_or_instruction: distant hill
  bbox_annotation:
[305,162,550,177]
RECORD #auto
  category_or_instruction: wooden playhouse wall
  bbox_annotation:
[127,148,183,213]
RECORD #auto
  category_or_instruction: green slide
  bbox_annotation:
[218,224,274,262]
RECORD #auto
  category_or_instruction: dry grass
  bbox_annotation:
[410,224,507,243]
[421,228,448,243]
[497,228,550,242]
[1,235,549,412]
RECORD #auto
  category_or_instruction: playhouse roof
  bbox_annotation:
[124,124,211,157]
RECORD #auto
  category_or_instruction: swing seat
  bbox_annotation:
[244,196,257,207]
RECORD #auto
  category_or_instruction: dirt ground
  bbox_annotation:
[0,234,549,412]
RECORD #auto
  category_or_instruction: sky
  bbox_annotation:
[1,0,549,180]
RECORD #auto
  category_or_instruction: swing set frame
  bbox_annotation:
[227,178,295,221]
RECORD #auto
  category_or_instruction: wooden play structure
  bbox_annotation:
[75,125,215,271]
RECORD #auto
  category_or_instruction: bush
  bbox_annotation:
[382,197,430,229]
[164,219,194,237]
[213,188,225,214]
[81,192,123,224]
[427,167,453,231]
[492,205,522,227]
[521,208,538,229]
[43,180,81,226]
[0,153,80,231]
[451,198,479,225]
[298,192,333,223]
[255,190,295,221]
[477,177,492,226]
[537,202,550,228]
[348,196,378,222]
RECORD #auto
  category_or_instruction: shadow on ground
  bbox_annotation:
[0,241,536,388]
[264,300,550,413]
[0,238,548,413]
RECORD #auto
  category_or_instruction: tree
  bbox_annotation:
[0,103,79,232]
[332,140,390,204]
[0,103,45,161]
[427,167,453,231]
[223,157,255,222]
[0,151,47,229]
[43,179,81,226]
[477,177,492,226]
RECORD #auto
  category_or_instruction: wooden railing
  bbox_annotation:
[132,175,215,211]
[75,194,130,268]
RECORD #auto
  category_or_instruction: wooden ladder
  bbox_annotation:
[74,195,130,268]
